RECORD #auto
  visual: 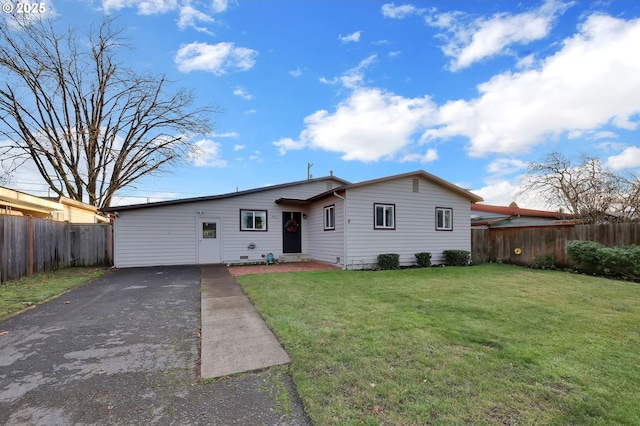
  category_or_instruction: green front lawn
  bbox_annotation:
[237,264,640,425]
[0,268,107,321]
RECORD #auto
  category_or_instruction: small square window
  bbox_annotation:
[374,204,395,229]
[436,207,453,231]
[202,222,217,238]
[240,210,268,231]
[324,205,335,230]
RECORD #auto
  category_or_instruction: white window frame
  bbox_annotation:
[436,207,453,231]
[324,205,335,231]
[240,209,268,231]
[374,203,395,230]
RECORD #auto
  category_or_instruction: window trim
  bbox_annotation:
[239,209,268,231]
[373,203,396,230]
[323,204,335,231]
[435,207,453,231]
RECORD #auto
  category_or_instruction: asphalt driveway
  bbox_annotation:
[0,266,310,425]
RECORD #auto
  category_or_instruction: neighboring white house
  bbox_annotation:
[102,170,483,269]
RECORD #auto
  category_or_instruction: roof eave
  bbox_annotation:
[103,175,351,212]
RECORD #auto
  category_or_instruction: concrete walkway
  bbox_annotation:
[200,265,290,379]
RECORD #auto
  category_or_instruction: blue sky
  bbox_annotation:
[4,0,640,208]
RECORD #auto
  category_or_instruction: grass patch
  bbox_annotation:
[0,267,107,321]
[237,264,640,425]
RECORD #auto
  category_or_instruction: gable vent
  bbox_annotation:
[412,178,419,193]
[326,182,333,190]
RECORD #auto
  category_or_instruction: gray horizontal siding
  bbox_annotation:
[344,176,472,268]
[113,179,342,268]
[306,197,344,266]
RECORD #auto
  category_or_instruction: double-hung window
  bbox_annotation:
[324,205,335,230]
[240,209,267,231]
[436,207,453,231]
[374,203,395,229]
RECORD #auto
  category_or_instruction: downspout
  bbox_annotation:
[333,191,348,270]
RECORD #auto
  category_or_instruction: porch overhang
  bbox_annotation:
[274,198,311,205]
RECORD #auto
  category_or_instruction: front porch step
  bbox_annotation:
[278,254,313,263]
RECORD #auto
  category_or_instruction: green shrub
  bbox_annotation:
[530,253,555,270]
[377,253,400,270]
[470,253,487,266]
[414,252,432,268]
[597,245,640,281]
[566,240,604,274]
[443,250,470,266]
[566,241,640,281]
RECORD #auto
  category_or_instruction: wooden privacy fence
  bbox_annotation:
[471,223,640,268]
[0,215,112,283]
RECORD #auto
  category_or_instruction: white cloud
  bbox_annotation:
[486,158,527,176]
[339,31,362,43]
[592,131,619,140]
[289,68,303,77]
[597,141,627,153]
[244,109,257,114]
[211,0,228,13]
[423,14,640,157]
[233,87,253,100]
[273,137,302,155]
[472,180,525,208]
[274,88,436,162]
[175,42,258,75]
[516,54,537,69]
[427,0,570,70]
[381,3,424,19]
[233,144,245,151]
[320,55,377,89]
[211,131,238,138]
[399,148,438,163]
[103,0,178,15]
[177,5,215,33]
[190,139,227,167]
[606,147,640,170]
[249,151,261,161]
[102,0,227,29]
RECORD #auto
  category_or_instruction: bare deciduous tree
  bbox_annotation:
[619,172,640,221]
[0,15,217,208]
[519,151,640,222]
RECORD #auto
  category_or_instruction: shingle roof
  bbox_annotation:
[101,175,350,212]
[277,170,483,204]
[104,170,483,212]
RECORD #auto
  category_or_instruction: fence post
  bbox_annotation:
[28,215,33,276]
[66,221,72,267]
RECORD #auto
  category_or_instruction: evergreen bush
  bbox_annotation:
[442,250,470,266]
[566,240,604,274]
[377,253,400,270]
[530,253,555,270]
[414,252,432,268]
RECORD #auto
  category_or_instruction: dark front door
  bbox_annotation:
[282,212,302,253]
